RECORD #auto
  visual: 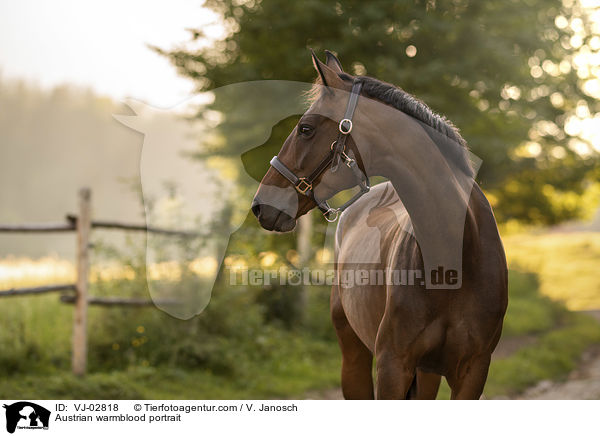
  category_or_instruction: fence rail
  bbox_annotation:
[0,223,75,232]
[0,283,76,296]
[0,187,189,376]
[60,295,180,307]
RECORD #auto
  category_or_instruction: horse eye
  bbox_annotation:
[298,124,314,136]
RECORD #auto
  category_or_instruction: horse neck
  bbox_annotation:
[360,109,479,289]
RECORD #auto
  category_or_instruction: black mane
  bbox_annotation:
[339,73,467,148]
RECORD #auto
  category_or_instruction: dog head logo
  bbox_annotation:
[114,81,311,320]
[3,402,50,433]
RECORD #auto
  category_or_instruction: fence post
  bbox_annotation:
[72,188,91,376]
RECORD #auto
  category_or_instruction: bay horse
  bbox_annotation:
[251,50,508,399]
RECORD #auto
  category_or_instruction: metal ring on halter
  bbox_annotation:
[339,118,352,134]
[323,208,340,222]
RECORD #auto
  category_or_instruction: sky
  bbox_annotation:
[0,0,220,107]
[0,1,598,146]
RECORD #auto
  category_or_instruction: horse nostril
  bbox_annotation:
[251,202,261,218]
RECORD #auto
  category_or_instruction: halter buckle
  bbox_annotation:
[295,178,312,194]
[339,118,353,134]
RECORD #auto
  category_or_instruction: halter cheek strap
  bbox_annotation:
[320,149,370,222]
[269,79,370,222]
[331,80,362,172]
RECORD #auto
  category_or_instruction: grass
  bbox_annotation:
[3,267,596,400]
[503,232,600,310]
[1,232,600,399]
[0,294,73,375]
[0,281,342,399]
[0,340,341,400]
[500,270,567,337]
[0,294,342,399]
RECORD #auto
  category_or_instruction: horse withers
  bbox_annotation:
[251,50,508,399]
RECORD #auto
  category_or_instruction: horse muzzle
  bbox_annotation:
[251,200,296,232]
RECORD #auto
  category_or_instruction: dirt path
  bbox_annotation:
[509,310,600,400]
[512,346,600,400]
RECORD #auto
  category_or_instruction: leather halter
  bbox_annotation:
[269,80,370,222]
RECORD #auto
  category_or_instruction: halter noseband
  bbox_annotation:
[269,80,370,222]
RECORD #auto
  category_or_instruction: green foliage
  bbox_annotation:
[485,313,600,397]
[256,284,304,328]
[505,232,600,310]
[0,290,341,398]
[0,294,73,375]
[159,0,600,225]
[0,238,341,398]
[502,271,566,337]
[2,268,598,399]
[0,210,341,398]
[0,337,341,400]
[1,266,598,399]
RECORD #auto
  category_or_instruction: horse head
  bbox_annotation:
[252,50,369,231]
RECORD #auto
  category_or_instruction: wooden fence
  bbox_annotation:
[0,188,193,376]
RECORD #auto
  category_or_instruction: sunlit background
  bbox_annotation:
[0,0,219,107]
[0,0,600,400]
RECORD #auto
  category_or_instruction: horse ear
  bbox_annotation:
[324,50,344,73]
[310,49,344,89]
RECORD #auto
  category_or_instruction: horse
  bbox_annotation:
[251,50,508,399]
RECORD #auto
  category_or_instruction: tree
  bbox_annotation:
[159,0,600,225]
